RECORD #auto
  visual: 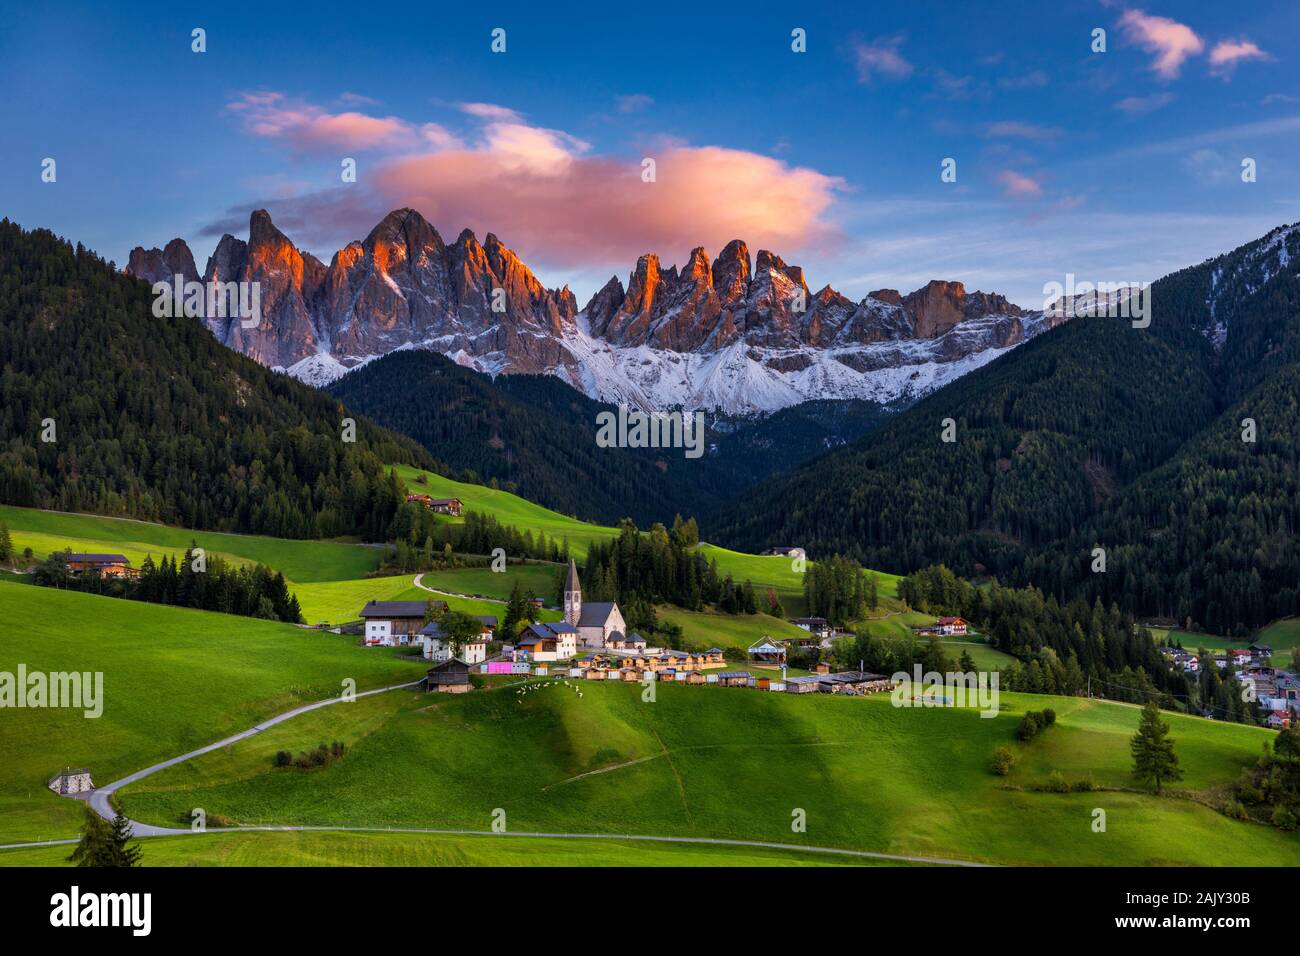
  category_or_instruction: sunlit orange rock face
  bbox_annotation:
[126,207,1031,391]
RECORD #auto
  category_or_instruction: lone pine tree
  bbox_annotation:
[1130,700,1183,795]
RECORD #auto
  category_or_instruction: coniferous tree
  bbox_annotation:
[1131,700,1183,794]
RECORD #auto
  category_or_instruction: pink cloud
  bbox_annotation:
[228,92,415,151]
[850,35,914,83]
[996,170,1043,199]
[1209,39,1271,78]
[373,140,843,268]
[215,99,845,274]
[1118,9,1205,79]
[457,102,524,122]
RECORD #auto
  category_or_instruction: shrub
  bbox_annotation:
[1224,800,1250,821]
[273,750,291,767]
[1017,712,1041,742]
[1041,708,1057,726]
[1045,770,1071,793]
[1071,774,1098,792]
[1271,804,1297,831]
[991,745,1016,776]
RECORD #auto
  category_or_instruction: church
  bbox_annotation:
[564,558,628,650]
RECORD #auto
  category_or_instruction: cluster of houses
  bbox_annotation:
[406,560,900,699]
[1161,642,1300,729]
[425,653,897,697]
[404,494,464,516]
[358,599,496,664]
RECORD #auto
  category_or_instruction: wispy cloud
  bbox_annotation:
[850,34,914,83]
[996,169,1044,199]
[1114,92,1176,116]
[615,94,654,114]
[985,121,1062,141]
[1118,9,1205,79]
[227,92,416,151]
[1209,39,1271,78]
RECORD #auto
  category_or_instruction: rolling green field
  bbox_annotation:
[0,581,425,844]
[113,676,1298,866]
[417,563,563,603]
[657,606,814,652]
[292,573,563,626]
[392,465,894,612]
[393,465,619,559]
[0,504,381,582]
[0,830,873,867]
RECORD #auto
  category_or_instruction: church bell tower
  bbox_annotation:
[563,558,582,626]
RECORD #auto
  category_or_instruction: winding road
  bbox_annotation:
[4,680,989,867]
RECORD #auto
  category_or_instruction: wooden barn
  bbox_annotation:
[426,657,472,694]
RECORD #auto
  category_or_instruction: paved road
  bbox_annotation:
[8,680,988,867]
[0,825,986,866]
[86,679,423,836]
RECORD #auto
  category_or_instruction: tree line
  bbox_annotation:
[34,546,303,623]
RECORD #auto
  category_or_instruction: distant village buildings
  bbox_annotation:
[760,547,805,560]
[63,552,139,579]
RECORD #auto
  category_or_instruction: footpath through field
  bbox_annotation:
[7,681,989,867]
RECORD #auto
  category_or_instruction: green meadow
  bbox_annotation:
[417,563,563,603]
[115,676,1298,866]
[0,504,380,582]
[657,606,813,652]
[0,830,873,867]
[393,465,619,559]
[0,581,425,844]
[392,465,894,611]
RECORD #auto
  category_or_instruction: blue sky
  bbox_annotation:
[1,0,1297,308]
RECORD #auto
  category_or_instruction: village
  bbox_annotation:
[359,558,901,698]
[1161,643,1300,729]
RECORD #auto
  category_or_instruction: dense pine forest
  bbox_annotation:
[327,349,722,526]
[0,220,442,540]
[328,350,892,527]
[897,564,1255,722]
[714,224,1300,636]
[574,516,768,631]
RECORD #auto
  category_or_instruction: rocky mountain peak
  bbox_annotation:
[132,212,1053,415]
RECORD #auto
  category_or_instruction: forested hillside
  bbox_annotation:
[327,349,722,525]
[713,223,1300,635]
[0,220,439,539]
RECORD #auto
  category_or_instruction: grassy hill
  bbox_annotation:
[113,673,1297,866]
[0,504,382,582]
[0,830,869,867]
[0,581,425,844]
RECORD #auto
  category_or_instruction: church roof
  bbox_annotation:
[578,602,619,626]
[566,558,580,593]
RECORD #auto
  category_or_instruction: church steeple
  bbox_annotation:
[564,558,581,626]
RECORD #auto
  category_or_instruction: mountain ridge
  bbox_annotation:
[126,208,1064,415]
